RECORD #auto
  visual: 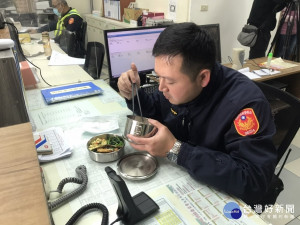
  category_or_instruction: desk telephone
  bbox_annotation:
[41,165,159,225]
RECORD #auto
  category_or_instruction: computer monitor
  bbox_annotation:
[104,26,166,91]
[199,24,222,63]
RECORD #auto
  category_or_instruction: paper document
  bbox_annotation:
[49,50,85,66]
[36,127,72,162]
[252,69,280,76]
[238,67,280,79]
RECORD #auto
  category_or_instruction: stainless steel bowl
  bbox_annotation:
[87,134,125,163]
[123,115,156,140]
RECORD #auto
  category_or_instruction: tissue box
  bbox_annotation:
[34,134,53,155]
[124,8,147,23]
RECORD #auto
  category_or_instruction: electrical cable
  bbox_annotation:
[65,203,109,225]
[48,165,88,211]
[4,21,52,86]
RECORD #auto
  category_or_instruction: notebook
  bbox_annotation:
[41,82,103,104]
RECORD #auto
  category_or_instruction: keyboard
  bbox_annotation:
[141,84,159,94]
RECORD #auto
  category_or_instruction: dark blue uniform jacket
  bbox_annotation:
[127,63,277,205]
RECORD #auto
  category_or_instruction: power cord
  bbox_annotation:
[65,203,109,225]
[4,21,52,86]
[65,202,123,225]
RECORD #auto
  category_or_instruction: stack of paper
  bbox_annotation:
[34,127,72,162]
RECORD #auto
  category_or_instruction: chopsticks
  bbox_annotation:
[131,82,143,118]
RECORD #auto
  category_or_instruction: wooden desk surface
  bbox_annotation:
[224,57,300,82]
[0,27,11,39]
[0,123,51,225]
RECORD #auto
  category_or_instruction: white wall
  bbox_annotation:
[89,0,280,63]
[67,0,91,15]
[189,0,253,63]
[135,0,190,22]
[91,0,190,22]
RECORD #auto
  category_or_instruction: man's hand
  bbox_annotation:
[127,119,177,157]
[117,63,140,99]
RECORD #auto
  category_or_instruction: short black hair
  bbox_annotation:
[152,22,216,81]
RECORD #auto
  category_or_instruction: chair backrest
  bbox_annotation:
[253,81,300,209]
[59,29,76,56]
[58,21,87,58]
[80,21,87,50]
[84,42,105,79]
[254,81,300,163]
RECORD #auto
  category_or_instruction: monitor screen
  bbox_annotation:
[104,26,166,90]
[199,24,222,63]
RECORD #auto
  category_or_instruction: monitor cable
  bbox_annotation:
[4,22,52,86]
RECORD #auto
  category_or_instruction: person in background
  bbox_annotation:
[118,22,278,207]
[274,5,298,60]
[28,0,85,58]
[247,0,288,59]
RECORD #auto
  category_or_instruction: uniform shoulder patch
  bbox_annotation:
[68,18,74,24]
[234,108,259,136]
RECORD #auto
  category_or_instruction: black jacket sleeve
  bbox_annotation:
[177,99,277,205]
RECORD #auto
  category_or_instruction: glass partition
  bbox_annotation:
[0,0,54,28]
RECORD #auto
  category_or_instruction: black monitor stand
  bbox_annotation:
[105,166,159,225]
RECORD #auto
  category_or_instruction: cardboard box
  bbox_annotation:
[124,8,146,23]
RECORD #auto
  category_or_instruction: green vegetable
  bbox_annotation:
[107,136,124,147]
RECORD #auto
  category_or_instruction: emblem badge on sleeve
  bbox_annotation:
[234,108,259,136]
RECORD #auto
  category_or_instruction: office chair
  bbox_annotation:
[59,21,87,58]
[59,29,76,56]
[84,42,105,79]
[80,21,87,51]
[254,81,300,209]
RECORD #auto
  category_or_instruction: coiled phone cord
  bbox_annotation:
[48,165,88,211]
[65,202,109,225]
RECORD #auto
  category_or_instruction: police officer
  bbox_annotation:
[29,0,85,57]
[118,23,277,207]
[51,0,82,41]
[247,0,288,59]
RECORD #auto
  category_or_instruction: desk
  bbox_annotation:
[24,79,268,225]
[21,39,93,89]
[0,123,51,225]
[224,57,300,98]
